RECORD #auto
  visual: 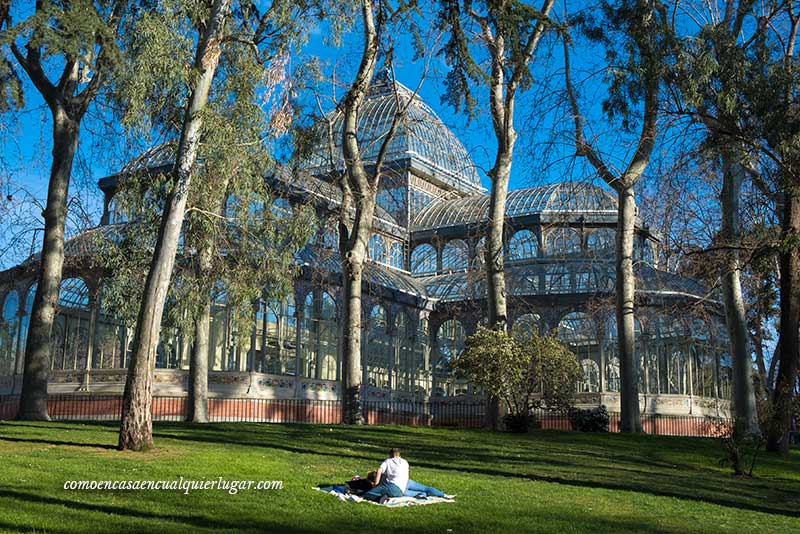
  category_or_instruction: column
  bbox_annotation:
[83,296,98,391]
[13,294,25,376]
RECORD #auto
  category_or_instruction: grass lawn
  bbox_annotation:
[0,421,798,533]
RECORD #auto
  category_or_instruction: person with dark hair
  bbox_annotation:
[361,447,408,503]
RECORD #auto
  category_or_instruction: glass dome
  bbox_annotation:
[303,77,484,195]
[119,142,176,176]
[412,182,617,231]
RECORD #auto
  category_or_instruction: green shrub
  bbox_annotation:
[452,326,582,433]
[571,405,610,432]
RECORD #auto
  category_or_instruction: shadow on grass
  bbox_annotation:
[151,423,800,518]
[0,435,117,450]
[0,489,315,533]
[6,420,799,520]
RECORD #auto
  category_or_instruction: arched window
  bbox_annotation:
[545,227,582,256]
[545,264,571,293]
[646,315,688,395]
[413,318,430,395]
[389,242,404,270]
[369,234,386,264]
[508,230,538,261]
[18,284,36,367]
[436,319,465,365]
[318,292,337,380]
[441,240,468,271]
[366,305,391,388]
[394,312,414,393]
[260,295,296,375]
[1,290,20,375]
[558,312,599,392]
[604,316,643,392]
[410,244,437,276]
[513,313,541,337]
[299,291,338,379]
[690,319,714,398]
[579,359,600,393]
[586,228,615,255]
[433,319,465,396]
[205,283,229,371]
[299,293,315,377]
[58,278,90,309]
[557,312,597,346]
[321,225,338,249]
[52,278,91,371]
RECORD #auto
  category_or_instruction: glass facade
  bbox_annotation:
[0,78,731,417]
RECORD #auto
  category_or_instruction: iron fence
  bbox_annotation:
[0,394,729,437]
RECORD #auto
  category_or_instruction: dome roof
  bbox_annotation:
[119,142,175,175]
[303,77,484,194]
[422,262,707,302]
[412,182,617,231]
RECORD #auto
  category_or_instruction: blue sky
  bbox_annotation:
[0,4,657,269]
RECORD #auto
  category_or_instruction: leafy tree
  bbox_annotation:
[452,326,581,433]
[116,0,232,450]
[749,2,800,455]
[0,0,129,420]
[310,0,421,424]
[436,0,555,331]
[668,0,799,452]
[563,0,671,433]
[99,156,315,423]
[667,0,775,435]
[436,0,556,430]
[113,0,314,449]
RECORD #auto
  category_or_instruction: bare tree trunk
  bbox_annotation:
[563,9,660,433]
[341,246,366,424]
[118,0,230,451]
[188,299,211,423]
[336,0,379,426]
[17,110,79,420]
[486,156,511,328]
[767,339,780,391]
[767,188,800,454]
[186,172,229,423]
[753,312,768,390]
[485,144,512,431]
[719,147,759,434]
[617,185,642,433]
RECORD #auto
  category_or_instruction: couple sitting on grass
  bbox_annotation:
[349,447,447,503]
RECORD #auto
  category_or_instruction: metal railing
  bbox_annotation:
[0,394,729,437]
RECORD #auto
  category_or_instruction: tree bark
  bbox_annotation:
[480,0,555,430]
[341,247,366,424]
[186,172,229,423]
[752,311,768,391]
[719,146,759,434]
[188,299,211,423]
[337,0,379,425]
[118,0,230,451]
[17,110,79,420]
[766,187,800,453]
[617,184,642,433]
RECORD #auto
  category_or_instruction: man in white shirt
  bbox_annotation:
[362,447,409,502]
